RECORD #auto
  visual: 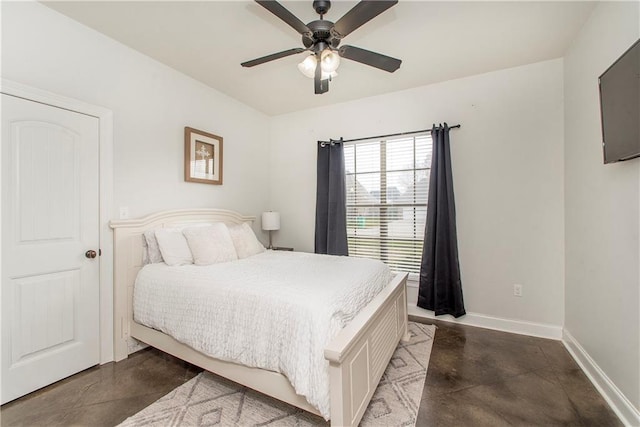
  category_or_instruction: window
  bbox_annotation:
[344,134,431,275]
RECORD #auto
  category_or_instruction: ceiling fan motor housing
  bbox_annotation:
[304,19,339,49]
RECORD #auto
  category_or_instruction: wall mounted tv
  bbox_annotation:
[599,38,640,164]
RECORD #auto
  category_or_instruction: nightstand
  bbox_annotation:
[271,246,293,251]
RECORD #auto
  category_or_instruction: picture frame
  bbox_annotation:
[184,127,223,185]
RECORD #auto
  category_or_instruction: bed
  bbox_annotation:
[110,209,409,426]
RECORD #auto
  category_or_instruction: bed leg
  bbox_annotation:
[401,331,411,343]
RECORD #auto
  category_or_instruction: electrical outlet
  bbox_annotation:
[513,284,523,297]
[119,207,129,219]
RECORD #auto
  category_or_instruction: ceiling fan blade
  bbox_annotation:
[338,45,401,72]
[241,48,306,67]
[333,0,398,38]
[256,0,312,36]
[314,56,329,94]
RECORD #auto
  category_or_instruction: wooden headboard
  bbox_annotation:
[109,209,256,361]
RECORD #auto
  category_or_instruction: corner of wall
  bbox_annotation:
[563,328,640,426]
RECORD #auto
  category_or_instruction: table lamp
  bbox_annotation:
[261,211,280,249]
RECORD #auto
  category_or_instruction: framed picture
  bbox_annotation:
[184,127,223,185]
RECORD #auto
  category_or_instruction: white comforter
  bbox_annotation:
[133,250,392,419]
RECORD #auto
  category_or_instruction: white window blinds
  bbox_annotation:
[344,134,432,274]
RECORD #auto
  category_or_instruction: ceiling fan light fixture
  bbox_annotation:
[298,55,338,80]
[297,54,317,78]
[320,48,340,73]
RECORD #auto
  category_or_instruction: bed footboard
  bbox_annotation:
[324,272,409,427]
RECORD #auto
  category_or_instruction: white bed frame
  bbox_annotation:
[110,209,409,426]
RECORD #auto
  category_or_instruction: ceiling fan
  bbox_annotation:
[241,0,402,94]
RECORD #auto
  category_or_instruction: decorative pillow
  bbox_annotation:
[228,222,266,259]
[143,229,164,264]
[154,228,194,266]
[183,223,238,266]
[141,234,149,265]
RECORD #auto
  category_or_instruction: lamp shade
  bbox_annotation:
[297,55,317,79]
[261,212,280,231]
[320,49,340,73]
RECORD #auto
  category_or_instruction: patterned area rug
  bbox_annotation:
[119,322,435,427]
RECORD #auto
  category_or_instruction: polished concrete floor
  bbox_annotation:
[1,319,622,426]
[415,319,622,426]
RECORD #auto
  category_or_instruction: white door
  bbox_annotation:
[1,94,100,404]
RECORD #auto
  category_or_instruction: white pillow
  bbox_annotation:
[143,229,164,264]
[155,228,193,266]
[183,223,238,266]
[141,234,150,265]
[228,222,266,259]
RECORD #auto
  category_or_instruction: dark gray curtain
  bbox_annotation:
[315,141,348,255]
[417,124,466,317]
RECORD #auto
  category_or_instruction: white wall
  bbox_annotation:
[270,59,565,329]
[1,2,270,222]
[563,1,640,420]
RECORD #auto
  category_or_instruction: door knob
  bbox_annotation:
[85,250,97,259]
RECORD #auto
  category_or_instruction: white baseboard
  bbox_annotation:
[405,280,562,339]
[408,304,563,340]
[562,329,640,427]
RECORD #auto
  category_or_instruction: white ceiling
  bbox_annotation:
[44,1,596,116]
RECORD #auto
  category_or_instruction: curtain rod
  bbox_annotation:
[318,124,461,145]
